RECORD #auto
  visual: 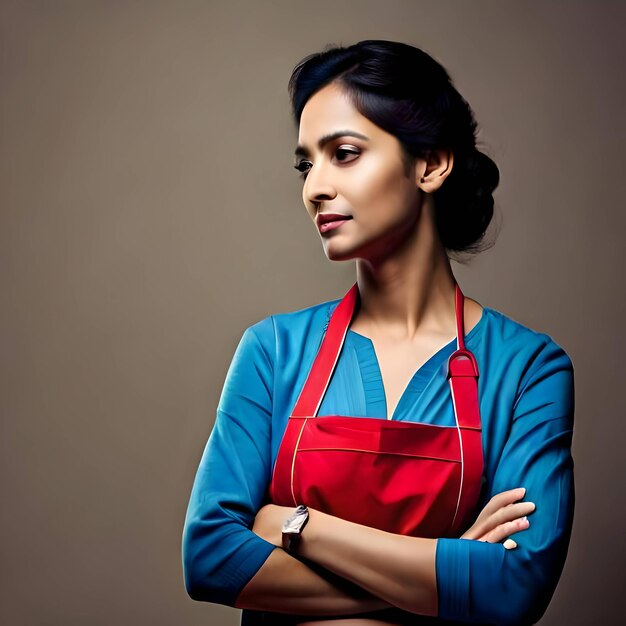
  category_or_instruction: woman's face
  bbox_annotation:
[295,81,424,263]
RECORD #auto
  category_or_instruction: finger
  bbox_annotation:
[503,539,517,550]
[481,517,530,544]
[491,501,536,526]
[482,487,527,516]
[467,501,535,540]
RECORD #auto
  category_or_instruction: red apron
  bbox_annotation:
[269,282,483,538]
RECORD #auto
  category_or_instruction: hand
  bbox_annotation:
[461,487,535,550]
[251,503,297,548]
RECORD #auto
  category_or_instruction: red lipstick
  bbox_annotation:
[316,213,353,234]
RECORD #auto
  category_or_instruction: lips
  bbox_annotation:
[316,213,353,228]
[317,215,353,234]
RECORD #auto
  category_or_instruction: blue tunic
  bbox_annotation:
[182,295,575,626]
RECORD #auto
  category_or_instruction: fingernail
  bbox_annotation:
[522,516,527,521]
[503,539,517,550]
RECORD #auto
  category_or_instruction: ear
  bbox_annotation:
[416,149,454,193]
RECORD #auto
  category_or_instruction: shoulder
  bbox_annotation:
[480,305,575,409]
[243,294,341,360]
[483,307,572,367]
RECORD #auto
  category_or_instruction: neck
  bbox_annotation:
[354,196,458,342]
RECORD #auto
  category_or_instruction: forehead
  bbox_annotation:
[297,82,379,149]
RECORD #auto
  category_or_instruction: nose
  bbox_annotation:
[303,160,337,207]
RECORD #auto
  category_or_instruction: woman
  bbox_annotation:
[182,40,575,626]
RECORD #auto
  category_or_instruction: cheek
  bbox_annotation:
[352,165,413,223]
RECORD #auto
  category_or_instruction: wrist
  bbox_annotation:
[297,507,324,558]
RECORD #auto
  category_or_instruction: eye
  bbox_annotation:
[335,145,360,163]
[293,145,361,180]
[294,160,312,180]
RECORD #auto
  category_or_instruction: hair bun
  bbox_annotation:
[434,147,500,256]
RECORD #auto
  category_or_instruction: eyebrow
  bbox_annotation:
[294,130,370,159]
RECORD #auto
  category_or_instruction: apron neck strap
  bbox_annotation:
[291,283,358,417]
[291,281,466,417]
[455,281,466,352]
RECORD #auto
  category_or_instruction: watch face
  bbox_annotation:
[283,505,308,533]
[282,506,308,553]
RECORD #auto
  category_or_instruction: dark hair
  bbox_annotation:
[288,40,501,260]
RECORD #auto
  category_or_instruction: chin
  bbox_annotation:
[324,251,350,263]
[323,243,356,263]
[324,234,386,261]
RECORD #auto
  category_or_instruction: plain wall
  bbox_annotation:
[2,1,624,624]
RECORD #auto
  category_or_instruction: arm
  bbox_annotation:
[297,509,439,617]
[250,337,575,625]
[181,320,390,616]
[435,338,575,625]
[249,488,533,618]
[234,546,393,615]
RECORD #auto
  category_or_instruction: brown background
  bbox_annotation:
[2,1,624,624]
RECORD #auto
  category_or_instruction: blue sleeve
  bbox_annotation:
[182,318,278,605]
[436,338,575,625]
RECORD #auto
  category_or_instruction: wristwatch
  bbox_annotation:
[281,504,309,554]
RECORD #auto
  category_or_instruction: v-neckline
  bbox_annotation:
[346,307,489,421]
